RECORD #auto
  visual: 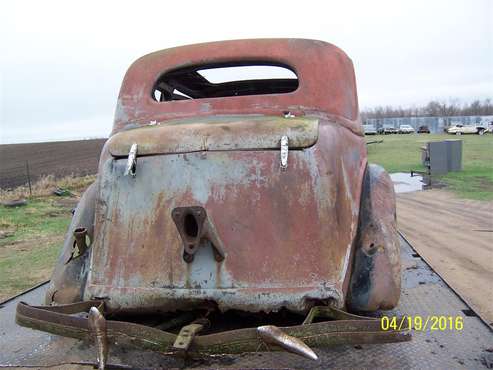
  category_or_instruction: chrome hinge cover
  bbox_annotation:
[124,143,138,177]
[280,135,289,171]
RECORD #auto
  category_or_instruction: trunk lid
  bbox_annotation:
[108,115,318,156]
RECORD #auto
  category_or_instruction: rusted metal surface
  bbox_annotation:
[172,206,225,263]
[73,227,89,257]
[108,116,319,156]
[172,322,206,352]
[113,39,361,135]
[85,120,367,314]
[348,164,401,311]
[15,300,411,359]
[6,238,493,369]
[43,39,398,319]
[45,182,97,305]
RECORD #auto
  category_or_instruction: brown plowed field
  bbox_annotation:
[0,139,106,189]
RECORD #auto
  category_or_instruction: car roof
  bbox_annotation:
[113,39,359,135]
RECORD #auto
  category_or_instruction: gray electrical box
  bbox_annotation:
[421,140,462,176]
[428,141,449,175]
[446,140,462,172]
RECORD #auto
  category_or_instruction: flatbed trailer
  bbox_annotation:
[1,235,492,369]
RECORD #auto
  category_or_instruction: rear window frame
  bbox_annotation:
[151,60,300,103]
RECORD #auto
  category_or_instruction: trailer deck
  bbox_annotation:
[1,236,492,369]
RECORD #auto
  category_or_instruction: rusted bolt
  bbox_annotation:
[73,227,89,256]
[183,252,194,263]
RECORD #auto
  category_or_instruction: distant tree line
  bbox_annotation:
[361,98,493,120]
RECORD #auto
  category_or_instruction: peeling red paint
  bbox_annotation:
[46,39,400,315]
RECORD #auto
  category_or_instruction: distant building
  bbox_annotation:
[364,115,493,133]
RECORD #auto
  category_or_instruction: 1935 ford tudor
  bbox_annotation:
[17,39,409,364]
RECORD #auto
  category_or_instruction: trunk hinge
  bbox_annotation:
[280,135,289,171]
[124,143,138,177]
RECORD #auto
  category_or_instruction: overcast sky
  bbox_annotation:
[1,0,491,144]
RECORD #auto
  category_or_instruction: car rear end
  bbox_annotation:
[399,125,414,134]
[85,114,366,314]
[383,125,397,134]
[45,39,374,315]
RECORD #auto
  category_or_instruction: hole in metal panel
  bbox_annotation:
[184,213,199,238]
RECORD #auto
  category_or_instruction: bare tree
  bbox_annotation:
[361,98,493,119]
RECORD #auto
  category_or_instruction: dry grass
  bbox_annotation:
[0,174,96,202]
[0,236,65,301]
[0,175,96,299]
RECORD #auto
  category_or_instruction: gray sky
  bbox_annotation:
[1,0,492,143]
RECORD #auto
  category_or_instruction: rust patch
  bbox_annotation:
[113,39,361,135]
[347,164,401,311]
[45,39,400,317]
[108,116,319,157]
[85,121,368,313]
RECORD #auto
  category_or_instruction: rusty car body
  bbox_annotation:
[17,39,404,361]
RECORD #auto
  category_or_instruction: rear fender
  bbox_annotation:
[347,164,401,311]
[44,182,97,305]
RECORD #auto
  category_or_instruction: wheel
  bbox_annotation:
[478,129,485,136]
[456,131,462,135]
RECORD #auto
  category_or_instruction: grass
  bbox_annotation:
[0,199,72,246]
[366,133,493,200]
[0,199,72,300]
[0,239,63,298]
[0,175,89,301]
[0,174,96,202]
[0,197,74,300]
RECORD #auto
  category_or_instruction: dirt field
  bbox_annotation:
[396,189,493,325]
[0,139,106,189]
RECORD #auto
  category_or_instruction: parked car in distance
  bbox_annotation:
[480,119,493,133]
[378,124,398,135]
[447,124,487,135]
[398,124,415,134]
[417,125,430,134]
[363,124,377,135]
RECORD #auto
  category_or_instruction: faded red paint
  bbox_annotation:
[113,39,361,135]
[46,39,400,315]
[85,119,367,313]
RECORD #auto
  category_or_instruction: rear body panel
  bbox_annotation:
[85,118,367,313]
[44,39,400,315]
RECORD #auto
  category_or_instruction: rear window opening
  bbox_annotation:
[152,62,298,102]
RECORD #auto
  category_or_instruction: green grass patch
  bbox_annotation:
[366,133,493,200]
[0,196,73,300]
[0,198,71,246]
[0,241,61,298]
